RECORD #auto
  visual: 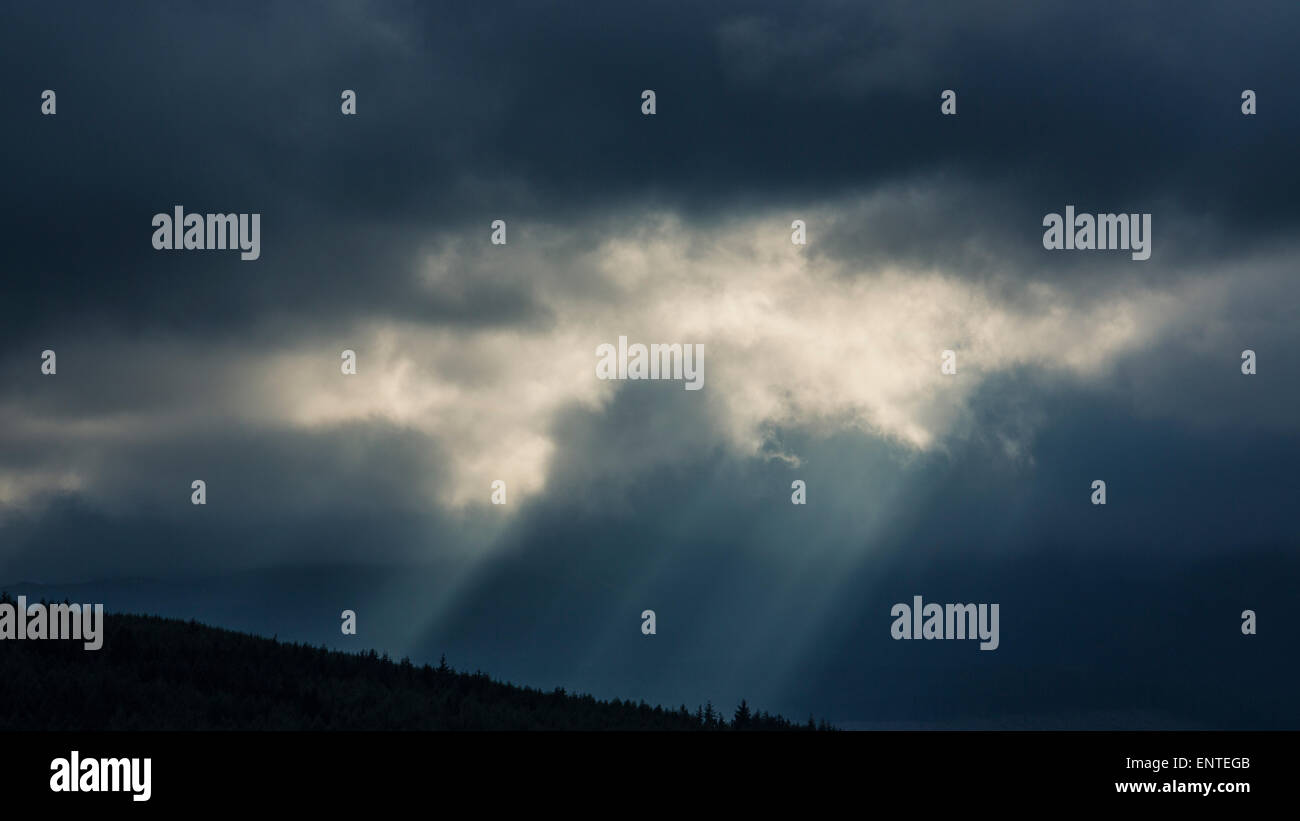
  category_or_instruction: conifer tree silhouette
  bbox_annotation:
[733,699,751,729]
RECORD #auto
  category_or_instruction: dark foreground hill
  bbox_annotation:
[0,604,824,730]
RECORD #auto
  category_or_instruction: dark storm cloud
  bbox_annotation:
[2,0,1297,341]
[0,416,503,582]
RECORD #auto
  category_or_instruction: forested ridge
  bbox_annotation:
[0,597,829,731]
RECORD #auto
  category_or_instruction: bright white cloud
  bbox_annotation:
[0,197,1278,514]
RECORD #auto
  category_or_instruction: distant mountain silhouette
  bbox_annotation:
[0,597,828,730]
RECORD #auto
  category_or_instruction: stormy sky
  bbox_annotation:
[1,0,1297,727]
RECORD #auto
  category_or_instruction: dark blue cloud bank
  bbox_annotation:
[1,1,1296,727]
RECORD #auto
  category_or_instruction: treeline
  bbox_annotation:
[0,598,830,731]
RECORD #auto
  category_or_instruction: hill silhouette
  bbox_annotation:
[0,597,827,731]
